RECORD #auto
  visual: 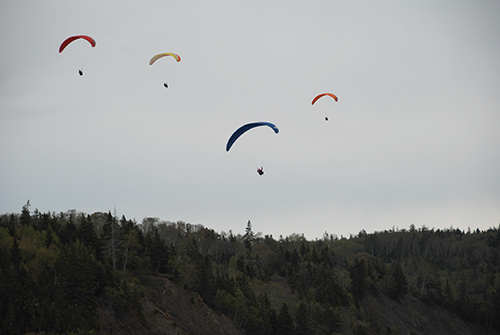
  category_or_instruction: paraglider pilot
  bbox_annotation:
[257,167,264,176]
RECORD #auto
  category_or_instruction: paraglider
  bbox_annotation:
[311,93,338,121]
[149,53,181,65]
[59,35,96,76]
[226,122,279,176]
[311,93,338,105]
[226,122,279,152]
[59,35,96,53]
[149,53,181,87]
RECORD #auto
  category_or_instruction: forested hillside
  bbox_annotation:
[1,201,500,334]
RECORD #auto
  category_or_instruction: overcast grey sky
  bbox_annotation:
[1,0,499,239]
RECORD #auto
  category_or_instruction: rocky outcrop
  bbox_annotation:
[98,275,243,335]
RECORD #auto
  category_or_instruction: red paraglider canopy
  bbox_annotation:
[59,35,96,53]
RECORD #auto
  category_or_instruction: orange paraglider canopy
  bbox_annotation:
[59,35,96,53]
[311,93,338,105]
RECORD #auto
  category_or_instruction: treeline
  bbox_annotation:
[1,201,500,334]
[0,202,145,334]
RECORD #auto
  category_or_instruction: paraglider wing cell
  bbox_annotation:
[149,53,181,65]
[311,93,338,105]
[59,35,96,53]
[226,122,279,152]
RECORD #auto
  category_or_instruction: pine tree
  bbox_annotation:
[350,258,367,299]
[146,226,170,273]
[311,245,319,264]
[20,200,31,226]
[196,255,215,305]
[268,308,279,335]
[77,214,102,260]
[295,302,310,335]
[244,220,254,252]
[54,241,100,332]
[277,302,295,335]
[392,262,408,298]
[6,238,30,334]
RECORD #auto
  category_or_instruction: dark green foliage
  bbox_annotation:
[104,278,144,322]
[144,225,170,273]
[60,213,77,244]
[0,205,143,334]
[20,200,31,226]
[294,302,309,335]
[268,308,279,335]
[194,253,216,304]
[77,214,102,260]
[350,258,368,299]
[52,241,101,332]
[277,303,295,335]
[388,262,407,299]
[2,238,31,335]
[1,203,499,334]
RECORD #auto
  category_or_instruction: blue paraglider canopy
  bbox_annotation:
[226,122,279,152]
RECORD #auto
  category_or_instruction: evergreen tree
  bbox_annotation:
[20,200,31,226]
[145,225,170,273]
[277,302,295,335]
[268,308,279,335]
[60,214,77,244]
[195,254,215,305]
[244,220,254,253]
[257,293,273,335]
[311,245,319,264]
[122,227,146,272]
[392,262,408,298]
[350,258,368,299]
[77,214,102,260]
[54,241,101,332]
[443,279,454,307]
[235,275,256,305]
[295,302,310,335]
[4,238,32,335]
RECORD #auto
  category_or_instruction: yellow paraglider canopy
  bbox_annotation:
[149,53,181,65]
